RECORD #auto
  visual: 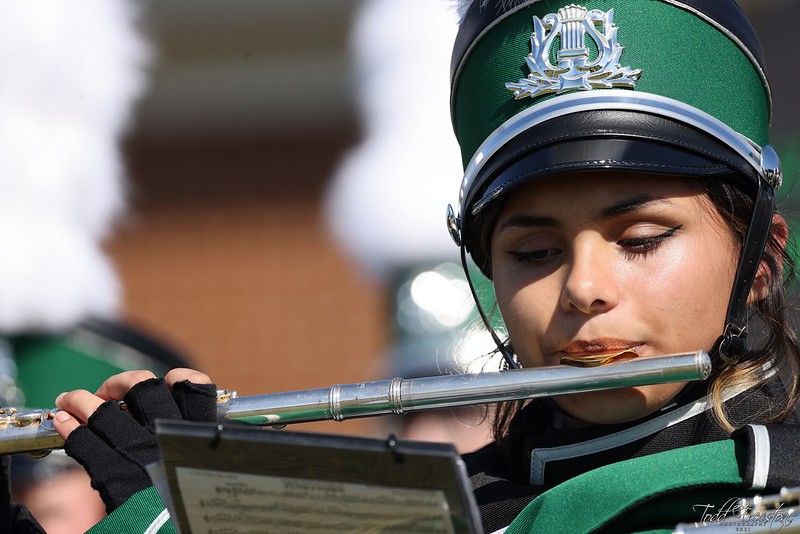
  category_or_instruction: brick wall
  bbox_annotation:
[108,132,391,437]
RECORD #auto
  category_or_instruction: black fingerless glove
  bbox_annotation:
[64,378,218,513]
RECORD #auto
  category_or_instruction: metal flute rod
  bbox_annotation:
[222,351,710,425]
[0,351,710,456]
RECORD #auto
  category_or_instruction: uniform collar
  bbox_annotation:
[506,380,766,487]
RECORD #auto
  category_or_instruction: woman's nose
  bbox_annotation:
[560,240,619,314]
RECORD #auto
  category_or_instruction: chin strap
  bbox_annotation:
[459,242,521,370]
[718,175,776,363]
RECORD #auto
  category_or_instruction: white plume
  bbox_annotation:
[325,0,464,282]
[0,0,149,333]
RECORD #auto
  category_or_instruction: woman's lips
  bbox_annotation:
[557,341,643,368]
[560,350,639,367]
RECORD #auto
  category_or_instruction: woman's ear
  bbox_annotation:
[748,212,789,303]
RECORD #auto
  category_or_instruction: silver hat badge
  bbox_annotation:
[506,5,642,100]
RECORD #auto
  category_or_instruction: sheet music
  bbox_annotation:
[154,420,482,533]
[175,466,456,534]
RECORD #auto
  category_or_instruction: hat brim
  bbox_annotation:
[464,109,760,219]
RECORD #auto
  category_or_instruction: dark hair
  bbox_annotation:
[471,174,800,440]
[699,178,800,432]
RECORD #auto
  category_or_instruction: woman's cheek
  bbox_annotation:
[502,290,550,367]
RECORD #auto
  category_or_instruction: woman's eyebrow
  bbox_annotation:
[496,214,558,233]
[497,195,673,233]
[598,194,671,219]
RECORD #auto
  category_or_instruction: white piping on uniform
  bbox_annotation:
[749,424,770,490]
[144,509,171,534]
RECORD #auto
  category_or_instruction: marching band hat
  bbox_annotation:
[446,0,783,360]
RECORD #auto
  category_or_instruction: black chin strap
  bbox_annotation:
[459,243,521,369]
[717,177,776,362]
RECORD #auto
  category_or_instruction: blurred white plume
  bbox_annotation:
[325,0,463,282]
[0,0,150,333]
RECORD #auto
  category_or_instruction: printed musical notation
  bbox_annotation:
[176,467,455,534]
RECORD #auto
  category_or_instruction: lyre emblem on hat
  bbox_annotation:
[506,5,642,100]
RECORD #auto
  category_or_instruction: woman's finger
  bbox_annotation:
[55,389,105,424]
[164,368,212,389]
[95,370,158,400]
[52,409,82,441]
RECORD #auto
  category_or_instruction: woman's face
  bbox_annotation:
[490,171,738,424]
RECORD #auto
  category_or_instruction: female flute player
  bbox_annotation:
[5,0,800,532]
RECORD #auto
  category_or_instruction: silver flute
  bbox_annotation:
[0,350,710,456]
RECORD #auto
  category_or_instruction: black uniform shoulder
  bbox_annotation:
[733,422,800,490]
[464,440,550,533]
[0,456,45,534]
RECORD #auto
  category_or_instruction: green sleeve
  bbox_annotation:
[86,486,175,534]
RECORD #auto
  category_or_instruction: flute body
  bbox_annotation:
[0,351,710,456]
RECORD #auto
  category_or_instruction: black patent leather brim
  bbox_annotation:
[464,109,759,218]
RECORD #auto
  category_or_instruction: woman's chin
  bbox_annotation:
[553,382,687,427]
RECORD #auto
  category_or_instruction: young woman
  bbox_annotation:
[5,1,799,532]
[441,1,800,531]
[440,0,800,531]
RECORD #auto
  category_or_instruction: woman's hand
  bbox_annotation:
[51,368,218,513]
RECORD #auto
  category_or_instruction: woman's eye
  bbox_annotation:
[618,225,682,255]
[508,248,560,263]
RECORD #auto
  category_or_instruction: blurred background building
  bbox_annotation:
[107,0,798,441]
